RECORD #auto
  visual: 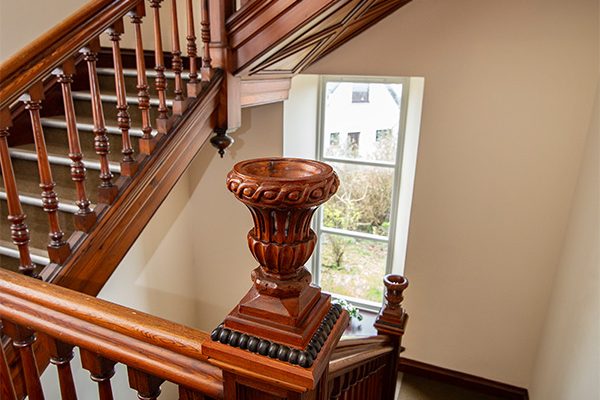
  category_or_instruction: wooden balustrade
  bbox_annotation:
[24,82,71,264]
[55,60,97,233]
[170,0,186,114]
[82,40,119,204]
[200,0,213,82]
[186,0,201,97]
[108,19,138,177]
[0,268,223,399]
[129,3,157,155]
[0,109,35,276]
[149,0,170,133]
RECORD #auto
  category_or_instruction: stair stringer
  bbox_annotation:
[47,71,223,297]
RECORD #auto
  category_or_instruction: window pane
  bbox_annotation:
[323,81,402,163]
[322,163,394,236]
[319,232,387,303]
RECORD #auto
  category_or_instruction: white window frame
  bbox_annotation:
[312,75,411,311]
[283,74,425,310]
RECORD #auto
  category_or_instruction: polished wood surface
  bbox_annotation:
[51,72,222,295]
[227,0,412,77]
[0,268,224,398]
[170,0,186,115]
[108,19,138,177]
[49,340,78,400]
[185,0,201,97]
[223,158,339,348]
[129,4,156,155]
[150,0,170,133]
[82,42,118,204]
[2,321,45,400]
[200,0,213,82]
[56,60,97,232]
[0,109,35,276]
[25,82,71,264]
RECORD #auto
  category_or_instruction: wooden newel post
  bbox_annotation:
[203,157,349,400]
[374,274,409,400]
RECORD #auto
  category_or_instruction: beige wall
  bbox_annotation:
[529,86,599,399]
[307,0,598,388]
[0,0,88,60]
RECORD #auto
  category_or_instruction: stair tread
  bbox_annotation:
[0,239,48,258]
[72,90,175,107]
[0,188,84,214]
[41,115,150,137]
[8,147,120,172]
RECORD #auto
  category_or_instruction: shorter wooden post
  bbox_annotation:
[374,274,409,400]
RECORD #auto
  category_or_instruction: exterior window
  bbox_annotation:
[315,77,409,308]
[329,132,340,146]
[351,83,370,103]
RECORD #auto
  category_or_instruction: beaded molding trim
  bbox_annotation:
[210,304,343,368]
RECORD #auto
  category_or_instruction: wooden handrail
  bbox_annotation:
[0,268,224,398]
[0,0,141,109]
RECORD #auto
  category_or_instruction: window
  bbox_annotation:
[351,83,370,103]
[282,74,423,310]
[329,132,340,146]
[314,77,410,309]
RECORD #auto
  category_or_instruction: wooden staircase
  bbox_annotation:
[0,0,413,399]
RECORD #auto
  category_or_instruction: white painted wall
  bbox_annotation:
[307,0,598,388]
[529,85,599,400]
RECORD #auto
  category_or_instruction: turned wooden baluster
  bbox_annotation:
[129,4,156,155]
[200,0,213,82]
[128,367,164,400]
[80,349,116,400]
[0,322,18,400]
[185,0,201,97]
[0,109,35,275]
[81,39,118,204]
[55,60,97,233]
[149,0,170,133]
[49,340,78,400]
[170,0,185,115]
[23,82,71,264]
[108,19,138,177]
[2,320,44,400]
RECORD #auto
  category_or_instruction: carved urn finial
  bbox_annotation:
[223,157,339,348]
[374,274,409,336]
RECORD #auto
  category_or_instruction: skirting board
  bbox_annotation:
[398,358,529,400]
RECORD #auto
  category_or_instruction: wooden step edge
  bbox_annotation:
[0,239,50,266]
[96,67,191,80]
[71,91,174,107]
[0,191,80,214]
[40,117,148,138]
[8,148,121,174]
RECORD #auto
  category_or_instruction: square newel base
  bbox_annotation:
[203,311,349,395]
[224,288,331,349]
